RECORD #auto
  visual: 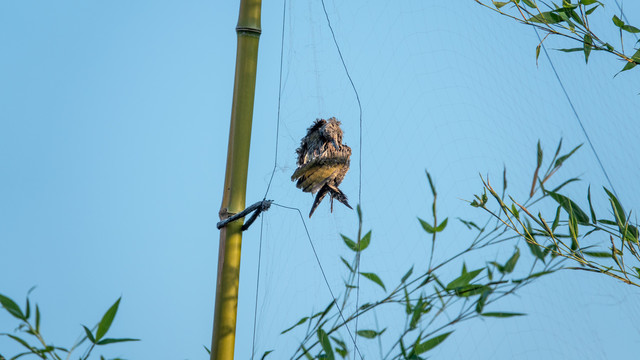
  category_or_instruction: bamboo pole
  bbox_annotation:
[211,0,262,359]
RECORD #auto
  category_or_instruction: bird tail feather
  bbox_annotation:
[309,186,330,217]
[330,187,352,210]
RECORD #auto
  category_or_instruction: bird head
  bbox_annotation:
[322,117,343,148]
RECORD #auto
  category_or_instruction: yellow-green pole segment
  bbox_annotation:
[211,0,262,359]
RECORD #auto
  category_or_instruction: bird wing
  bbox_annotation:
[330,145,351,187]
[293,163,341,193]
[292,155,350,194]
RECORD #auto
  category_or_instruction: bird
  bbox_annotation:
[292,117,353,217]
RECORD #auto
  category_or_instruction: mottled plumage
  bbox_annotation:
[292,117,352,217]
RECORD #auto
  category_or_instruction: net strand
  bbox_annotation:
[250,215,266,359]
[533,27,619,199]
[252,0,286,357]
[318,1,364,357]
[263,0,287,200]
[254,0,364,357]
[273,203,364,360]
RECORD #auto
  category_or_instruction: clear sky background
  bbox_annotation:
[1,1,640,359]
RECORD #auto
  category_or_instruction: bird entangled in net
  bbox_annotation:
[291,117,353,217]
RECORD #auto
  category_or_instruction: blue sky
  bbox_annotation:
[1,1,640,359]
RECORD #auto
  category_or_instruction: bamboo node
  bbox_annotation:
[236,26,262,35]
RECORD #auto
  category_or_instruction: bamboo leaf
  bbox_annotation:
[24,298,30,321]
[340,257,354,273]
[503,248,520,274]
[547,191,590,224]
[458,218,482,231]
[550,177,580,193]
[536,140,543,167]
[425,170,436,196]
[435,218,448,232]
[83,325,96,344]
[585,4,599,15]
[620,61,637,73]
[311,301,335,322]
[619,49,640,73]
[341,235,358,252]
[612,15,625,28]
[96,298,121,341]
[568,206,579,242]
[96,338,139,345]
[556,48,584,53]
[569,7,584,25]
[583,34,592,63]
[547,138,563,174]
[35,305,41,333]
[587,186,596,223]
[358,231,372,251]
[404,288,412,315]
[414,331,453,354]
[604,187,624,224]
[526,235,545,262]
[583,251,612,258]
[281,317,309,334]
[503,165,508,193]
[317,329,335,360]
[511,204,520,220]
[455,284,490,297]
[523,270,556,280]
[399,339,408,358]
[303,346,313,360]
[552,205,562,231]
[331,336,347,350]
[481,312,525,318]
[470,191,488,207]
[409,299,424,330]
[4,334,35,352]
[360,272,386,291]
[446,268,483,290]
[598,219,617,226]
[529,11,564,24]
[554,144,582,169]
[476,290,491,314]
[0,294,25,320]
[490,261,504,274]
[356,330,379,339]
[418,218,435,234]
[493,1,510,8]
[603,188,638,242]
[401,266,414,283]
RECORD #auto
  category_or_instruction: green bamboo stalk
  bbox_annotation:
[211,0,262,359]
